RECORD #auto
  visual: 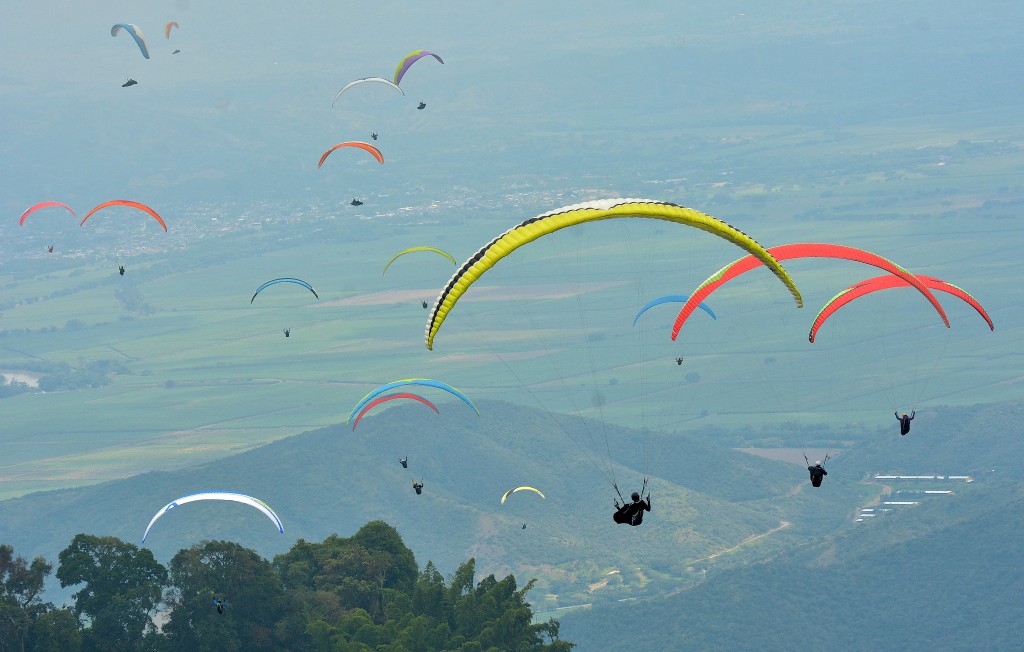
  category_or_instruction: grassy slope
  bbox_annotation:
[561,400,1024,650]
[0,399,862,611]
[565,486,1024,651]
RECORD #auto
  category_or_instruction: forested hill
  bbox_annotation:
[561,480,1024,651]
[4,397,1023,625]
[559,399,1024,651]
[834,399,1024,478]
[0,398,845,608]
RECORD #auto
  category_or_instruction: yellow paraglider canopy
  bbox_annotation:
[383,246,457,275]
[424,198,802,349]
[500,486,545,504]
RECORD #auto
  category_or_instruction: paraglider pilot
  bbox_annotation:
[283,329,290,338]
[896,411,915,436]
[122,78,137,88]
[412,481,424,495]
[417,102,426,110]
[213,597,227,614]
[371,132,378,141]
[808,460,827,488]
[613,489,651,527]
[400,457,408,469]
[118,265,125,276]
[675,357,684,366]
[47,245,54,254]
[351,198,363,206]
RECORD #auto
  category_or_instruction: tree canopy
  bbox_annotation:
[0,522,572,651]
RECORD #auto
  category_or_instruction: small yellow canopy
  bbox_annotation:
[383,246,457,275]
[501,486,545,504]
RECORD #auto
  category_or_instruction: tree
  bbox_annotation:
[447,560,575,650]
[163,540,308,652]
[411,562,446,623]
[349,522,418,595]
[56,534,166,652]
[30,609,82,652]
[273,522,418,624]
[0,543,55,652]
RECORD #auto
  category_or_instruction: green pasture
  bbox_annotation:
[1,114,1022,499]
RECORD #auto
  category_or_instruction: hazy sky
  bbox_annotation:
[2,1,1022,209]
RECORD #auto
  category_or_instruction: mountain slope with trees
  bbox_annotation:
[561,480,1024,650]
[0,400,845,608]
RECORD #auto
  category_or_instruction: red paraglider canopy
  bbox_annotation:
[80,200,167,232]
[20,201,76,225]
[351,392,439,430]
[317,142,384,169]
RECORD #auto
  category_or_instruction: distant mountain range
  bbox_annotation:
[562,475,1024,651]
[2,398,1021,626]
[557,399,1024,649]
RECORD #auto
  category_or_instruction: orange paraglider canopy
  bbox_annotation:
[80,200,167,232]
[317,142,384,169]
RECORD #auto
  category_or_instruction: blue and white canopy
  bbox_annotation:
[141,491,284,543]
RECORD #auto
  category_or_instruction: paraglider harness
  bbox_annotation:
[897,411,915,436]
[612,479,650,526]
[412,480,424,495]
[804,453,831,488]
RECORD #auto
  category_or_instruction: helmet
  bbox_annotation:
[815,461,822,467]
[631,492,640,501]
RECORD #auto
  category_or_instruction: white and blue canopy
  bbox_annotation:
[141,491,284,543]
